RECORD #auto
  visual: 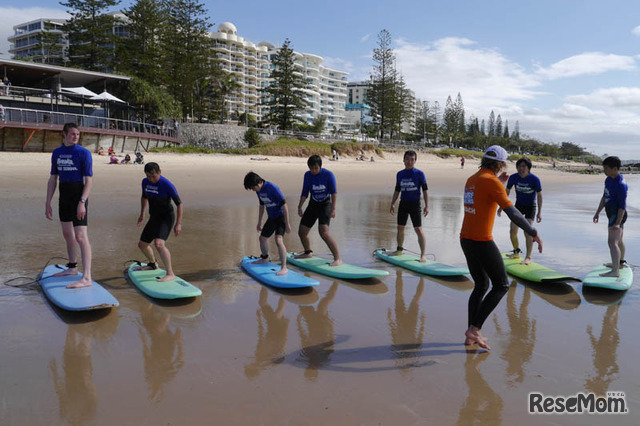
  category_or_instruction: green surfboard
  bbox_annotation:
[127,263,202,299]
[583,264,633,291]
[286,253,389,279]
[374,249,469,277]
[502,253,580,283]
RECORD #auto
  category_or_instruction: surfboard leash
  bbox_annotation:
[2,256,69,288]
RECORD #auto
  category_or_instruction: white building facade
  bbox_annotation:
[8,18,68,64]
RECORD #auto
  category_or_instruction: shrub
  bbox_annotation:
[244,128,261,147]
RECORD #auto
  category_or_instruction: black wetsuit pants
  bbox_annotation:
[460,238,510,329]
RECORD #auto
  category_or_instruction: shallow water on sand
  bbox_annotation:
[1,188,639,425]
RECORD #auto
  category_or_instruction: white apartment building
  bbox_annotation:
[8,18,68,64]
[211,22,348,130]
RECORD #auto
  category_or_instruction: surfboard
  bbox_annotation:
[241,256,319,288]
[502,253,580,283]
[127,263,202,299]
[374,249,469,277]
[286,253,389,279]
[38,264,119,311]
[582,264,633,291]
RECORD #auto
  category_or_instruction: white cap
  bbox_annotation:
[483,145,508,162]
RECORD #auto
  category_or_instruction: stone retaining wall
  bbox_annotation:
[180,123,278,149]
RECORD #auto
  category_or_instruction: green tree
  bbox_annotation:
[60,0,121,71]
[368,29,398,140]
[36,30,66,64]
[126,76,180,121]
[261,39,309,131]
[496,114,503,138]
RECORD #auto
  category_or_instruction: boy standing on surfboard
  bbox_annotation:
[244,172,291,275]
[499,157,542,265]
[135,162,183,282]
[45,122,94,288]
[389,150,429,262]
[593,156,628,278]
[294,155,342,266]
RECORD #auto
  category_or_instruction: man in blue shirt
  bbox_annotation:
[295,155,342,266]
[501,157,542,265]
[45,123,94,288]
[244,172,291,275]
[389,150,429,262]
[593,156,628,277]
[135,162,184,282]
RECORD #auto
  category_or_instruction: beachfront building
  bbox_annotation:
[8,18,68,64]
[210,22,348,131]
[210,22,270,123]
[8,12,129,67]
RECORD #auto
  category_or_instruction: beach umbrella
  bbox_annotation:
[90,91,125,103]
[61,87,99,97]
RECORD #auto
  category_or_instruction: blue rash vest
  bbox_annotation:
[604,174,628,211]
[50,144,93,183]
[506,173,542,206]
[395,168,428,202]
[301,168,337,202]
[257,181,286,219]
[142,175,181,217]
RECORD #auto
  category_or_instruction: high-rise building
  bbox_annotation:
[8,18,68,64]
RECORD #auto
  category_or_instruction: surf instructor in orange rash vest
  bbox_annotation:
[460,145,543,350]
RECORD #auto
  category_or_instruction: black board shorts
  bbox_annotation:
[300,198,332,228]
[515,203,536,220]
[59,182,87,226]
[140,214,174,243]
[398,200,422,227]
[606,205,628,228]
[261,216,286,238]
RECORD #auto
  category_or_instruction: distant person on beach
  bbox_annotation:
[461,155,465,169]
[134,151,144,165]
[109,154,119,164]
[294,155,342,266]
[461,145,542,350]
[389,150,429,262]
[121,154,131,165]
[498,157,542,265]
[97,147,105,156]
[593,156,628,277]
[134,162,183,282]
[244,171,291,275]
[45,123,94,288]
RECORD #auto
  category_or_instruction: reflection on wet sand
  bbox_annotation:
[457,351,503,426]
[50,312,119,426]
[585,304,620,396]
[388,270,425,363]
[296,282,338,380]
[493,283,536,386]
[245,288,290,378]
[137,299,184,402]
[510,276,581,310]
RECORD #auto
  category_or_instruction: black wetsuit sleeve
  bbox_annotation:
[259,199,264,205]
[395,185,401,192]
[421,183,428,191]
[172,195,182,205]
[279,199,286,207]
[504,206,537,237]
[142,190,148,198]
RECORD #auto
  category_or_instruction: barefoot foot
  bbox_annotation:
[329,259,343,267]
[66,276,92,288]
[157,274,175,282]
[276,268,288,276]
[54,267,79,277]
[521,257,532,265]
[294,252,313,259]
[464,326,491,350]
[419,256,427,263]
[599,270,619,278]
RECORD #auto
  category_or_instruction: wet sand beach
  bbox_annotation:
[1,151,639,425]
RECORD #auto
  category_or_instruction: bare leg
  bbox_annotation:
[506,222,520,259]
[252,236,270,264]
[319,224,342,266]
[415,226,427,262]
[154,239,175,282]
[393,225,406,255]
[136,240,157,270]
[522,219,534,265]
[54,222,80,277]
[601,227,622,277]
[619,228,626,266]
[275,235,288,275]
[295,225,313,258]
[66,226,92,288]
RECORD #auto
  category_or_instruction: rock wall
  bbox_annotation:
[180,123,277,149]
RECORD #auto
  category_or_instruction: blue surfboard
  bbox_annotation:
[38,264,119,311]
[241,256,319,288]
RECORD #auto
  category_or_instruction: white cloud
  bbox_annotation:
[360,33,370,42]
[393,37,543,114]
[632,25,640,36]
[535,52,636,79]
[0,7,69,58]
[566,87,640,108]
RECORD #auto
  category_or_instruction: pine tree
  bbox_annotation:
[503,120,510,139]
[261,39,309,131]
[488,110,496,137]
[60,0,121,71]
[455,93,465,134]
[480,119,485,136]
[514,120,520,140]
[443,95,457,144]
[36,30,66,64]
[496,114,503,138]
[369,29,398,140]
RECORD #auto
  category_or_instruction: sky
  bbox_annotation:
[3,0,640,158]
